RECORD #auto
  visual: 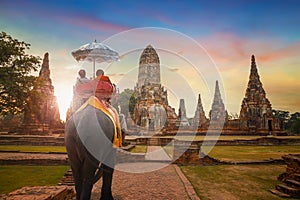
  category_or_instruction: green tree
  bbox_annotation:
[287,112,300,134]
[228,112,239,120]
[272,109,290,130]
[0,32,40,115]
[116,89,136,117]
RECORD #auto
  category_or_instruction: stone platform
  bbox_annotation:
[0,152,68,165]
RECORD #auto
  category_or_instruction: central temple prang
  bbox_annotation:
[132,45,177,133]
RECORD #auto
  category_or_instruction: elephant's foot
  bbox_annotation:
[100,192,114,200]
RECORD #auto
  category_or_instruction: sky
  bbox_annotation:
[1,0,300,121]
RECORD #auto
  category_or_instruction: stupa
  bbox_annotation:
[132,45,177,132]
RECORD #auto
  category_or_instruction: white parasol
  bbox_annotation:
[71,40,119,78]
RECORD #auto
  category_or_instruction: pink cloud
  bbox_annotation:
[197,32,300,71]
[154,13,177,26]
[63,14,131,33]
[258,41,300,62]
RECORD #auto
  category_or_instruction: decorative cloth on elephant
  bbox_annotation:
[72,95,122,167]
[77,96,122,148]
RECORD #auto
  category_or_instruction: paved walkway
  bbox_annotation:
[91,146,199,200]
[145,146,172,161]
[92,163,199,200]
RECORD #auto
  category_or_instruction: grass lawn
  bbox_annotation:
[163,145,173,157]
[206,145,300,161]
[181,165,287,200]
[129,145,147,153]
[0,165,70,194]
[0,145,66,153]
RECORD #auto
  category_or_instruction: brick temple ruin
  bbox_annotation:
[132,45,178,131]
[129,45,284,135]
[1,46,283,136]
[20,53,62,134]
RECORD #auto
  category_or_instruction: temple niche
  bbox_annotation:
[22,53,61,134]
[132,45,177,133]
[238,55,281,134]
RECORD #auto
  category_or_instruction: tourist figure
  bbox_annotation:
[95,69,104,79]
[65,75,122,200]
[72,69,92,112]
[77,69,91,84]
[74,69,105,98]
[72,69,106,113]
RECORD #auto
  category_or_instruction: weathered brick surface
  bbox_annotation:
[0,152,68,165]
[91,163,191,200]
[0,186,75,200]
[272,154,300,198]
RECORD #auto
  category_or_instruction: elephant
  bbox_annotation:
[65,96,122,200]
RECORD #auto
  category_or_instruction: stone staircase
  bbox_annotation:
[59,169,75,186]
[270,154,300,198]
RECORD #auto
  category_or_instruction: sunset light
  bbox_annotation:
[55,85,73,121]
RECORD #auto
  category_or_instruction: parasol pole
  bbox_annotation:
[93,39,96,79]
[93,58,95,79]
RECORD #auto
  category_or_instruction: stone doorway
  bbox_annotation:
[268,120,273,132]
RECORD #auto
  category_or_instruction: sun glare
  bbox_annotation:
[55,85,73,122]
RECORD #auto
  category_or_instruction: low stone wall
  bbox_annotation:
[0,152,68,165]
[128,136,300,146]
[0,186,75,200]
[0,158,68,165]
[198,137,300,146]
[0,135,65,146]
[1,134,299,147]
[173,145,220,165]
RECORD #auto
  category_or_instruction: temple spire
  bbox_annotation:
[177,99,190,126]
[213,80,222,105]
[178,99,187,119]
[249,55,261,83]
[39,52,50,78]
[247,55,265,94]
[192,94,207,127]
[209,80,227,122]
